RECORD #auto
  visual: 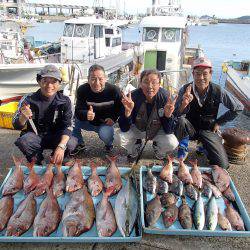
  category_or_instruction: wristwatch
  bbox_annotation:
[57,143,67,150]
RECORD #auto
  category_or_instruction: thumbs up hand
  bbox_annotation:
[87,105,95,121]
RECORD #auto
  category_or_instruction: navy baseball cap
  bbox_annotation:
[39,65,62,81]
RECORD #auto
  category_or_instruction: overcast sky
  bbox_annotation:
[27,0,250,18]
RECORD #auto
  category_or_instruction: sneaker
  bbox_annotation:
[70,143,86,156]
[177,146,189,161]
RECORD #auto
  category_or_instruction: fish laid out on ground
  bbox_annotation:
[160,193,178,208]
[178,159,193,185]
[52,163,66,197]
[185,184,198,200]
[169,175,183,196]
[212,165,230,193]
[105,156,122,196]
[218,208,232,231]
[224,199,245,231]
[62,186,95,236]
[190,159,202,189]
[0,196,14,231]
[115,176,138,237]
[159,155,174,183]
[206,196,218,231]
[2,156,24,196]
[145,195,162,227]
[96,187,117,237]
[156,178,169,194]
[33,188,61,237]
[23,160,39,195]
[193,192,205,230]
[65,160,84,193]
[87,161,103,197]
[143,167,157,195]
[223,186,236,202]
[6,192,36,236]
[34,163,54,196]
[162,203,178,228]
[178,196,193,229]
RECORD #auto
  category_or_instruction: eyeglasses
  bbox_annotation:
[141,80,160,87]
[193,70,211,78]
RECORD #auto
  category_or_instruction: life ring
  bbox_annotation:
[164,30,175,40]
[146,30,157,40]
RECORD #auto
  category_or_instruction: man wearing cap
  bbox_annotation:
[174,57,243,169]
[13,64,78,165]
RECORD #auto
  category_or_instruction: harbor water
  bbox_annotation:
[26,22,250,129]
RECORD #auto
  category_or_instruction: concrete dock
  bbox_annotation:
[0,123,249,249]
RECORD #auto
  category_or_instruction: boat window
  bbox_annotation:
[63,23,74,37]
[112,37,121,47]
[74,24,90,38]
[143,27,159,42]
[90,25,94,37]
[105,28,113,34]
[94,26,104,38]
[106,38,110,47]
[161,28,180,42]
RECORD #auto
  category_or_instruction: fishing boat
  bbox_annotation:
[0,15,134,101]
[134,0,203,90]
[223,60,250,115]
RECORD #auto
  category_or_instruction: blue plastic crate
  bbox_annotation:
[140,165,250,237]
[0,165,142,242]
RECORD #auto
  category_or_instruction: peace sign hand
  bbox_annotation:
[121,91,134,117]
[164,93,178,118]
[181,85,193,108]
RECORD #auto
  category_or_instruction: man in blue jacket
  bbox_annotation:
[118,69,179,161]
[13,65,77,164]
[175,57,244,169]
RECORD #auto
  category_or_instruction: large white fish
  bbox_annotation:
[115,177,138,237]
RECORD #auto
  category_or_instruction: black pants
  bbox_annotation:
[175,117,229,169]
[15,131,78,163]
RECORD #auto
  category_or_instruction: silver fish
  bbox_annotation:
[115,177,138,237]
[206,196,218,231]
[169,175,183,196]
[143,168,157,195]
[157,178,169,194]
[193,193,205,230]
[185,184,198,200]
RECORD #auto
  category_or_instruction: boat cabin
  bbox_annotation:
[61,16,122,63]
[139,15,186,87]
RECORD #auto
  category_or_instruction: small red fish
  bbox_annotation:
[178,158,193,185]
[52,163,66,197]
[105,155,122,196]
[2,156,24,196]
[0,196,14,231]
[23,159,39,194]
[65,159,84,193]
[34,163,54,196]
[190,159,202,189]
[160,155,174,183]
[87,161,103,197]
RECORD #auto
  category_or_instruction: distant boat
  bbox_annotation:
[224,60,250,115]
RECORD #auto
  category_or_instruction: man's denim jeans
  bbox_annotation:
[72,118,114,147]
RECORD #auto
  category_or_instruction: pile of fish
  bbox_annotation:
[0,155,139,238]
[143,157,246,231]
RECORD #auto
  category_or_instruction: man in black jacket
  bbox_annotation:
[118,69,179,161]
[13,65,77,164]
[72,64,122,154]
[175,57,244,169]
